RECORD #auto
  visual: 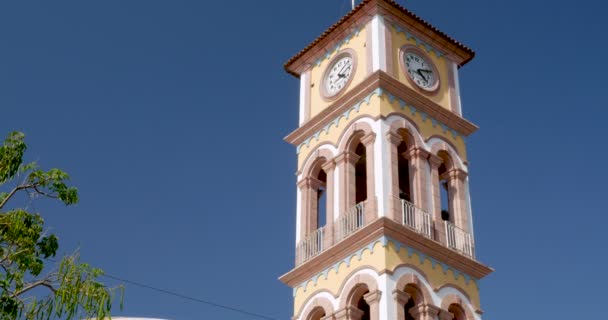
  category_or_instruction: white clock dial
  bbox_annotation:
[324,56,353,96]
[404,52,437,90]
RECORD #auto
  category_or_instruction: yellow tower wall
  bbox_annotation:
[292,237,481,319]
[297,92,467,171]
[308,25,369,119]
[387,23,452,112]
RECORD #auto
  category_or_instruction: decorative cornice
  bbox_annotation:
[285,71,478,154]
[314,27,364,67]
[390,23,445,60]
[284,0,475,77]
[280,217,493,297]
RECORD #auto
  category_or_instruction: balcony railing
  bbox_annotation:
[295,226,326,266]
[295,202,365,266]
[335,202,365,242]
[400,199,433,239]
[445,221,475,258]
[294,200,476,266]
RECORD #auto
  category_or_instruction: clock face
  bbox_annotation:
[404,52,438,91]
[324,55,354,96]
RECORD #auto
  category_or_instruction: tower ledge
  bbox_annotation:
[284,71,478,148]
[280,217,493,288]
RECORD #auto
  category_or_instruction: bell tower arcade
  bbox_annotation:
[280,1,493,320]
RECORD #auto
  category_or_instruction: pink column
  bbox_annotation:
[446,169,469,233]
[428,154,445,244]
[297,177,323,239]
[409,304,443,320]
[363,290,382,320]
[335,151,360,217]
[392,290,412,320]
[385,132,402,223]
[321,160,336,249]
[334,306,364,320]
[403,148,432,212]
[361,133,377,224]
[439,309,455,320]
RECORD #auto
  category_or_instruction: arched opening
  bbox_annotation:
[448,304,467,320]
[397,141,411,202]
[316,169,327,228]
[403,297,415,320]
[307,306,327,320]
[344,283,373,320]
[356,294,371,320]
[354,142,367,204]
[398,284,426,320]
[436,151,453,223]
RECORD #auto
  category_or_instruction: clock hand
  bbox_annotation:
[337,64,350,78]
[416,69,428,82]
[419,69,432,74]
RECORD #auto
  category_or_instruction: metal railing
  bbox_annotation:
[444,220,475,258]
[335,202,365,242]
[401,199,433,239]
[295,226,326,265]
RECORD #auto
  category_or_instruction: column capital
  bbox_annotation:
[363,289,382,304]
[361,132,376,146]
[448,168,468,181]
[392,289,411,305]
[409,304,442,319]
[297,177,324,189]
[386,131,402,146]
[335,151,360,165]
[438,309,455,320]
[403,147,430,161]
[321,159,337,172]
[334,306,364,320]
[321,314,336,320]
[428,154,443,169]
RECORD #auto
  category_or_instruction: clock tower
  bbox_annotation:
[280,1,493,320]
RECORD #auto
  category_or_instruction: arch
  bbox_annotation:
[337,120,375,153]
[339,272,379,308]
[440,294,476,320]
[300,296,335,320]
[300,146,338,179]
[385,113,425,149]
[427,137,466,172]
[395,273,434,305]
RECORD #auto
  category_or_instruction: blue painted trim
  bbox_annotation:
[292,235,478,296]
[296,87,465,154]
[391,23,446,59]
[314,26,364,67]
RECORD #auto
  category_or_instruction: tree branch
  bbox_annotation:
[32,186,57,199]
[0,184,33,209]
[13,279,57,297]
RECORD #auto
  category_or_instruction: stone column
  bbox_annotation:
[446,169,469,233]
[438,309,454,320]
[321,160,336,249]
[335,151,360,217]
[385,132,402,223]
[296,177,324,239]
[409,304,442,320]
[363,290,382,320]
[403,148,432,213]
[321,314,336,320]
[428,154,445,244]
[334,306,364,320]
[392,290,411,320]
[361,133,377,224]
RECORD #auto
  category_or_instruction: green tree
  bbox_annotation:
[0,131,122,319]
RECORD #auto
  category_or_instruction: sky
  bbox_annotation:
[1,0,607,319]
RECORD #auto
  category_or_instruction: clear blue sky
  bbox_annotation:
[1,0,606,319]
